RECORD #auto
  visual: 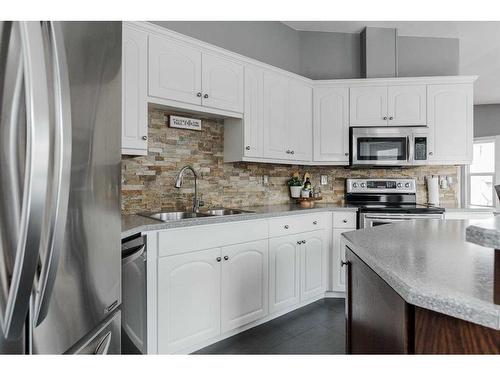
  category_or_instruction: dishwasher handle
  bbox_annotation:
[122,236,146,266]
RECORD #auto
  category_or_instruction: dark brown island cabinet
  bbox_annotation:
[345,248,500,354]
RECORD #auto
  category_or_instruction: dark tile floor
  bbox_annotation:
[194,298,345,354]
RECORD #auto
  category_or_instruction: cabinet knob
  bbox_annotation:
[302,240,307,244]
[313,221,318,225]
[284,225,289,229]
[389,116,394,120]
[429,152,434,156]
[142,135,148,140]
[343,219,348,223]
[245,146,251,150]
[197,92,202,97]
[297,241,302,245]
[216,257,221,262]
[286,150,291,154]
[223,255,229,261]
[290,150,295,155]
[203,94,209,99]
[383,116,388,120]
[340,260,349,267]
[344,152,349,156]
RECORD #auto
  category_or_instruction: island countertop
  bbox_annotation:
[342,219,500,330]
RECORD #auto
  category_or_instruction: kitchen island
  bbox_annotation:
[342,219,500,354]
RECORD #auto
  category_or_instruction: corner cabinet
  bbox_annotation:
[122,24,148,155]
[263,71,312,162]
[313,86,350,163]
[427,84,473,164]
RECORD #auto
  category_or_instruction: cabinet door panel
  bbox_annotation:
[243,66,264,157]
[313,87,349,162]
[202,53,244,113]
[388,85,426,126]
[157,248,221,353]
[148,35,202,105]
[221,240,268,332]
[269,236,300,313]
[288,81,313,161]
[122,25,148,155]
[332,228,353,292]
[427,84,473,164]
[350,86,388,126]
[300,231,327,301]
[263,71,289,160]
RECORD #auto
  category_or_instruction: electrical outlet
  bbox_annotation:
[320,175,328,185]
[263,175,269,185]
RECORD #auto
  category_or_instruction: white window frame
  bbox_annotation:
[464,136,500,208]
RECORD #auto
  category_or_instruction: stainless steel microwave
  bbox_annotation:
[350,127,429,167]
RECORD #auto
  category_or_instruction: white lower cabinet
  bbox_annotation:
[220,240,269,333]
[331,212,357,292]
[157,248,221,354]
[269,235,301,314]
[300,230,328,301]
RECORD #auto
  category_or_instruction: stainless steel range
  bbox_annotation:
[345,178,445,229]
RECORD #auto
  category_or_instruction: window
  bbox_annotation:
[468,138,496,207]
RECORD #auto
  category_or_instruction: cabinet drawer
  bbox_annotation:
[333,212,357,228]
[269,214,326,237]
[158,220,268,257]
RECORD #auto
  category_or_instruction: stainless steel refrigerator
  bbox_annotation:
[0,21,121,354]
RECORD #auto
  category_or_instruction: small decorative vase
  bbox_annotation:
[290,186,302,198]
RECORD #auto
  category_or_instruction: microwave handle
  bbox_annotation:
[407,135,415,164]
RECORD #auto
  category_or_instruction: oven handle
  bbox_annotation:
[407,135,415,164]
[363,213,444,219]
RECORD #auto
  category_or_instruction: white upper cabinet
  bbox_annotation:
[122,24,148,155]
[427,83,473,164]
[313,87,349,163]
[148,35,243,114]
[263,71,312,161]
[350,86,388,126]
[243,66,264,157]
[387,85,427,126]
[350,84,427,127]
[263,71,290,160]
[157,248,221,354]
[202,53,244,113]
[220,240,268,333]
[148,35,202,105]
[288,81,313,162]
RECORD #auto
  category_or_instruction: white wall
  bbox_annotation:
[474,104,500,137]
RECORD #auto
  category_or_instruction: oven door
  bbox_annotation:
[351,127,412,166]
[360,213,444,229]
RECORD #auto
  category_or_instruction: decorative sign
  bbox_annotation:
[169,115,202,131]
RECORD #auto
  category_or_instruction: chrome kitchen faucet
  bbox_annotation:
[174,165,204,212]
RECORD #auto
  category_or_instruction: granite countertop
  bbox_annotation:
[466,216,500,249]
[342,219,500,330]
[122,203,357,239]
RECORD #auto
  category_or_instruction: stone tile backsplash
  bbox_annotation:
[121,108,460,215]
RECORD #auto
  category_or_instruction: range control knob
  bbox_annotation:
[360,183,366,188]
[405,182,411,188]
[353,182,358,188]
[397,183,402,188]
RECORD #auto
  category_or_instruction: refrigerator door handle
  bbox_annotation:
[32,21,72,327]
[94,332,112,355]
[1,21,51,339]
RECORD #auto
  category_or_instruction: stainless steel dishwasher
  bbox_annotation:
[121,234,147,354]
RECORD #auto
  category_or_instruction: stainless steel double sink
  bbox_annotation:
[143,208,254,222]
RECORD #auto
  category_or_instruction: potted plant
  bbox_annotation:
[287,176,303,198]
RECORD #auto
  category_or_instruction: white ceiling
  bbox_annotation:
[283,21,500,105]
